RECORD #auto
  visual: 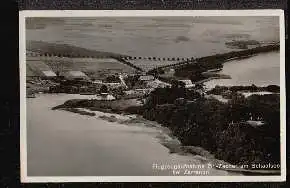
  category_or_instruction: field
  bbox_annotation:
[26,41,137,79]
[26,59,53,77]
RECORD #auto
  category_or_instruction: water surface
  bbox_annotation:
[204,52,280,89]
[27,94,239,176]
[26,16,279,58]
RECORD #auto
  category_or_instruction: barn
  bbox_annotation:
[62,71,89,80]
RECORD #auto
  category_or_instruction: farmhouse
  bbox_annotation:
[164,68,175,76]
[94,93,116,101]
[146,79,171,88]
[178,79,195,88]
[139,75,155,82]
[41,70,57,78]
[62,71,89,80]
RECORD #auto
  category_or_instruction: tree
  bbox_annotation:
[171,80,185,88]
[100,85,108,93]
[105,75,120,83]
[266,85,280,93]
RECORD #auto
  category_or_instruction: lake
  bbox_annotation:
[204,51,280,89]
[26,16,279,58]
[26,94,241,176]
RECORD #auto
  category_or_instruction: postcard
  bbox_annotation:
[19,10,286,182]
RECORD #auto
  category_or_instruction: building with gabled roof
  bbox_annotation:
[139,75,155,81]
[62,71,89,80]
[178,79,195,88]
[41,70,57,77]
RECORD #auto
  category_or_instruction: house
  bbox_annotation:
[246,120,265,127]
[124,88,152,97]
[164,68,175,76]
[135,88,152,95]
[178,79,195,88]
[92,80,103,84]
[40,70,57,79]
[139,75,155,82]
[95,93,116,101]
[146,79,171,88]
[62,71,89,80]
[103,82,124,89]
[124,90,136,95]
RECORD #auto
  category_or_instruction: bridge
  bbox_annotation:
[120,56,197,73]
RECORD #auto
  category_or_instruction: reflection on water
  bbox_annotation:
[27,94,239,176]
[204,52,280,89]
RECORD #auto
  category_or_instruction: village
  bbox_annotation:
[26,41,280,102]
[26,45,281,133]
[26,51,202,101]
[27,53,277,131]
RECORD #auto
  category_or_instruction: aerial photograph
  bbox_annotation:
[24,15,281,177]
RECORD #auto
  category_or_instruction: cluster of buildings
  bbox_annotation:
[26,51,202,100]
[27,67,89,81]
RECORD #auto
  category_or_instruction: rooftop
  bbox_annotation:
[63,71,88,78]
[139,75,155,81]
[42,70,57,77]
[179,80,193,85]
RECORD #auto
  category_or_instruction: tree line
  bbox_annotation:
[129,86,280,167]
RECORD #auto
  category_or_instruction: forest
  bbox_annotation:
[207,85,280,95]
[139,86,280,167]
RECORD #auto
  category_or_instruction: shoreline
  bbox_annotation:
[148,44,279,75]
[52,95,280,176]
[195,76,231,85]
[29,94,231,176]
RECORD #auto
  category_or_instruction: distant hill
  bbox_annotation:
[26,40,128,58]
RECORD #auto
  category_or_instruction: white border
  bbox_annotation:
[19,10,286,183]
